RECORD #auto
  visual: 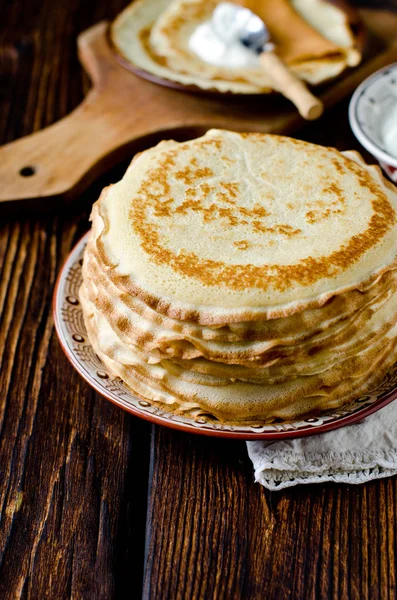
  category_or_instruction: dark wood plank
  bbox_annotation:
[143,99,397,600]
[0,0,151,597]
[143,429,397,599]
[1,0,397,599]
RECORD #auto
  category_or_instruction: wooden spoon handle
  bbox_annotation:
[259,52,323,120]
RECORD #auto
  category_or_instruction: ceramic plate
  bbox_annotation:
[349,63,397,170]
[53,233,397,440]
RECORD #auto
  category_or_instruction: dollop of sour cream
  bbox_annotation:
[188,21,259,69]
[381,103,397,159]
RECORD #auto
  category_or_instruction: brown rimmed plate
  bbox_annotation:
[53,233,397,439]
[109,0,366,97]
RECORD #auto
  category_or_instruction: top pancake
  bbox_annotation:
[95,130,397,324]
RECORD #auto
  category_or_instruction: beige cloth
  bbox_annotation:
[247,400,397,490]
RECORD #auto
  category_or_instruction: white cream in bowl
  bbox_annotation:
[349,63,397,169]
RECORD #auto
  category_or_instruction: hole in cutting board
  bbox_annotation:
[19,165,36,177]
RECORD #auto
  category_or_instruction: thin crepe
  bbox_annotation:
[94,131,397,324]
[111,0,362,93]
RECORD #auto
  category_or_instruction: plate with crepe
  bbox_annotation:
[54,130,397,439]
[110,0,365,96]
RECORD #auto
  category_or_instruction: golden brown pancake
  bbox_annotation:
[92,131,397,323]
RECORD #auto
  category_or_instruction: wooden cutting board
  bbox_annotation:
[0,8,396,211]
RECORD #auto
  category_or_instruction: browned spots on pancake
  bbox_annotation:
[332,158,345,175]
[176,163,213,185]
[287,138,302,146]
[240,132,272,141]
[153,199,173,218]
[158,0,215,39]
[305,207,343,223]
[238,204,270,219]
[304,178,346,223]
[137,149,177,218]
[129,135,396,293]
[252,204,270,218]
[202,205,237,226]
[205,200,272,229]
[278,224,302,236]
[306,209,325,223]
[221,181,239,198]
[217,192,234,205]
[198,137,223,151]
[175,198,201,214]
[216,182,241,206]
[323,182,344,198]
[144,160,274,230]
[252,221,269,234]
[138,27,167,66]
[218,207,238,226]
[252,222,301,235]
[234,240,250,250]
[199,182,211,196]
[115,315,133,335]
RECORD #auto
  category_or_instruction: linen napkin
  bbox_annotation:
[247,400,397,490]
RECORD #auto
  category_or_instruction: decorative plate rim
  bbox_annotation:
[53,233,397,440]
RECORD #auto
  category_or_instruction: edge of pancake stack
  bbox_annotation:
[80,130,397,424]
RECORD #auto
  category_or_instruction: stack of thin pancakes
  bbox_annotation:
[80,130,397,424]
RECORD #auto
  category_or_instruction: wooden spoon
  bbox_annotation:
[212,2,323,120]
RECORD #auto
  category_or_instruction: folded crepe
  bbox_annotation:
[111,0,362,93]
[239,0,360,65]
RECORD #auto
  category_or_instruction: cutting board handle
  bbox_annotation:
[0,22,165,205]
[1,17,397,208]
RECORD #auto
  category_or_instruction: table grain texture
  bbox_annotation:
[1,0,397,598]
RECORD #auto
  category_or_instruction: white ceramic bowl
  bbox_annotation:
[349,62,397,183]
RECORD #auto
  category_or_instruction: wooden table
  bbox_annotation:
[1,1,397,598]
